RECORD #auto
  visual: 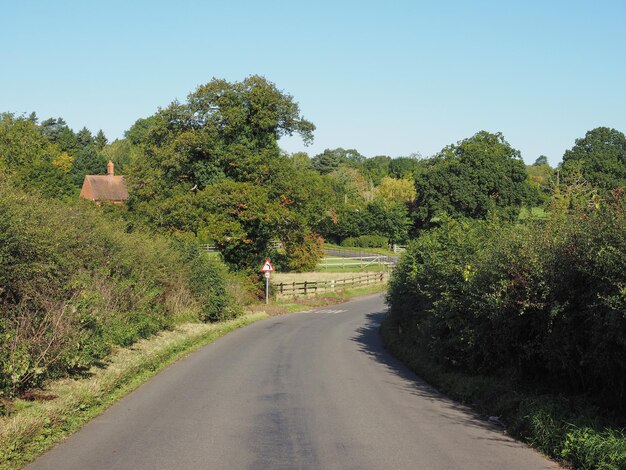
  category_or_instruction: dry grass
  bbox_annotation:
[0,313,267,470]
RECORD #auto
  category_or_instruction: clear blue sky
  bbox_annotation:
[2,0,625,165]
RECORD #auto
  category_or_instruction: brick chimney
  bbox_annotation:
[107,160,115,176]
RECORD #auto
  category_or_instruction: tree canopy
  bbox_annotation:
[412,131,531,227]
[127,76,320,270]
[562,127,626,190]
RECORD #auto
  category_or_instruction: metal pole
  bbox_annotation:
[265,276,269,305]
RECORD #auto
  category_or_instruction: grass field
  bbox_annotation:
[317,259,389,272]
[323,243,397,256]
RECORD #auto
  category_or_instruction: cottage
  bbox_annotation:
[79,160,129,203]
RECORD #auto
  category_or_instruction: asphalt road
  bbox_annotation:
[28,294,557,470]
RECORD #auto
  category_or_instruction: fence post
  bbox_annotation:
[304,281,308,295]
[280,283,284,295]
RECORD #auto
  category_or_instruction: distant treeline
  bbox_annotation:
[2,77,625,273]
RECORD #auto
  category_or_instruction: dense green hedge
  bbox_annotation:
[381,319,626,470]
[387,190,626,410]
[341,235,389,248]
[0,179,242,398]
[386,191,626,468]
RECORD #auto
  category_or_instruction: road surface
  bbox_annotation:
[28,294,557,470]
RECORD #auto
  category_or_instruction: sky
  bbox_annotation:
[1,0,625,166]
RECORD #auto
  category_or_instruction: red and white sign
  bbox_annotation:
[260,259,274,273]
[264,272,271,279]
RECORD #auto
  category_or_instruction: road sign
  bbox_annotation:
[260,259,274,272]
[264,272,271,279]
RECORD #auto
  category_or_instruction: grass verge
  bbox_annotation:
[380,317,626,470]
[0,285,386,469]
[0,313,267,470]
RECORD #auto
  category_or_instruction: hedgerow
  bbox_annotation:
[341,235,389,248]
[0,178,242,398]
[388,190,626,408]
[386,189,626,467]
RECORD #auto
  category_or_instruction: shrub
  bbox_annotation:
[341,235,388,248]
[189,253,242,322]
[0,178,242,397]
[387,190,626,411]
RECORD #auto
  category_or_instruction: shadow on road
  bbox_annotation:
[351,311,523,446]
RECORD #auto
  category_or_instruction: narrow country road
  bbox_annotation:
[28,294,557,470]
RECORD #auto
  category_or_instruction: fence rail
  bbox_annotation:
[274,272,388,297]
[319,255,394,269]
[200,240,282,253]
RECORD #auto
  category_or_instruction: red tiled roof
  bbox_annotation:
[80,175,129,202]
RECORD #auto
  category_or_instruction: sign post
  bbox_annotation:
[260,259,274,305]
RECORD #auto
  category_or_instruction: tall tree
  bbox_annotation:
[413,131,530,227]
[0,114,74,197]
[375,176,416,204]
[40,117,78,156]
[361,155,391,185]
[389,155,422,179]
[95,129,108,150]
[128,76,319,269]
[562,127,626,190]
[311,148,364,174]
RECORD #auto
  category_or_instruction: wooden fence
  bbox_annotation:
[274,272,388,297]
[200,240,282,253]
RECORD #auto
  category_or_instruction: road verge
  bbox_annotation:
[380,317,626,470]
[0,313,267,470]
[1,284,387,469]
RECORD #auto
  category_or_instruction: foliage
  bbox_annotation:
[188,252,242,322]
[195,180,286,268]
[388,155,423,179]
[562,127,626,190]
[70,147,106,186]
[0,114,112,195]
[381,319,626,470]
[0,178,241,398]
[526,163,553,205]
[311,148,364,174]
[412,131,533,227]
[100,139,139,175]
[375,176,416,204]
[325,166,373,207]
[318,199,411,245]
[279,228,325,272]
[388,189,626,411]
[0,114,75,197]
[126,76,322,270]
[365,200,412,244]
[341,235,388,248]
